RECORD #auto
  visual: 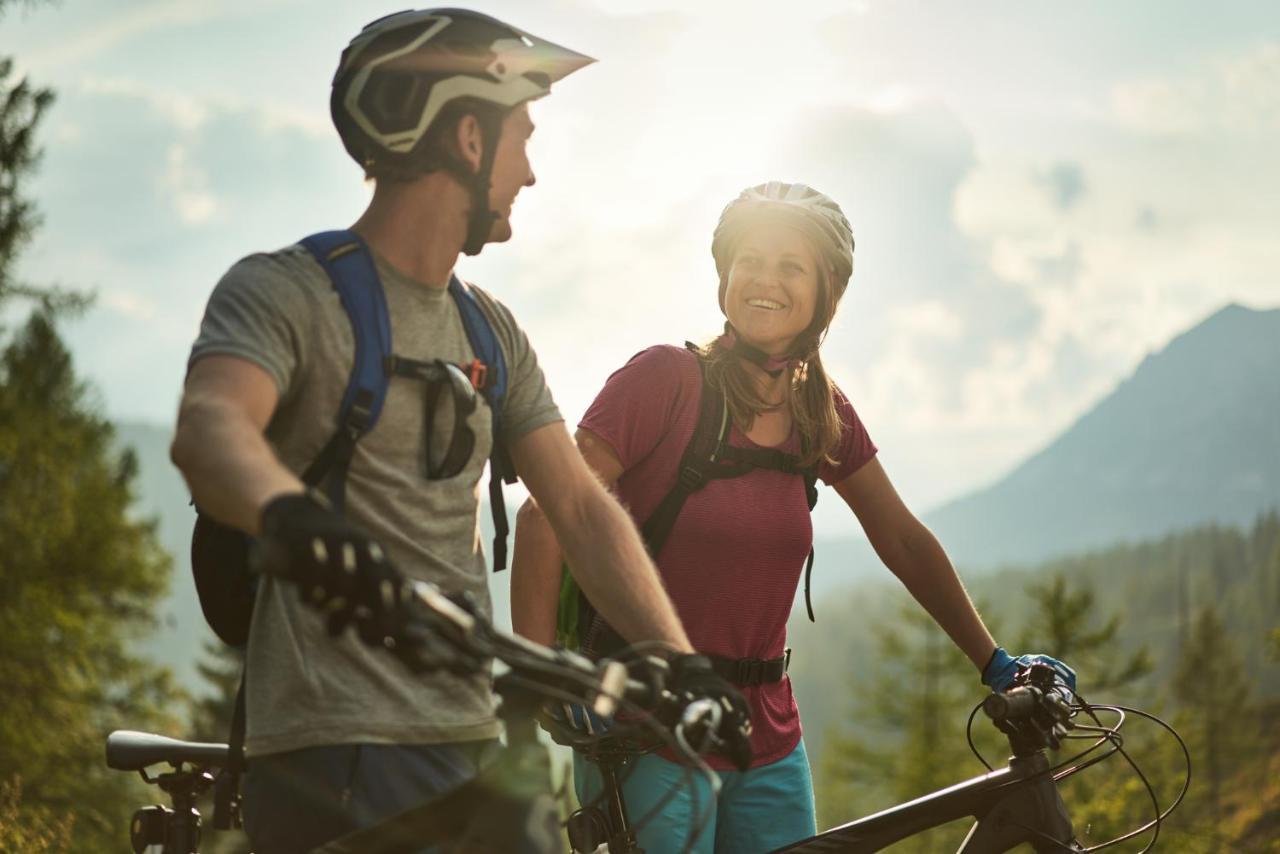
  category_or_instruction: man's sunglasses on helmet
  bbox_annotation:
[385,356,478,480]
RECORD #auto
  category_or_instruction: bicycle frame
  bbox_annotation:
[776,751,1078,853]
[573,747,1079,854]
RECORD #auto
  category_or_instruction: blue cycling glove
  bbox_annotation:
[539,701,611,746]
[982,647,1077,694]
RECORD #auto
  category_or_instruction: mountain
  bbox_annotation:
[921,303,1280,571]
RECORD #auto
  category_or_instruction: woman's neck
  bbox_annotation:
[742,359,790,407]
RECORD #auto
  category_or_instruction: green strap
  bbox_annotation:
[555,561,581,650]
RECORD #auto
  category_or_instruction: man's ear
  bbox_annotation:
[454,113,483,174]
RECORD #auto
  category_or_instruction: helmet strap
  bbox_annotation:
[459,110,504,257]
[720,323,798,379]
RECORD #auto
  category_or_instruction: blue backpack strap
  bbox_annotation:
[448,275,515,571]
[298,230,393,512]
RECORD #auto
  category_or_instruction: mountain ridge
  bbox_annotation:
[921,302,1280,570]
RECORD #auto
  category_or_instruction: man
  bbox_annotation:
[171,10,747,852]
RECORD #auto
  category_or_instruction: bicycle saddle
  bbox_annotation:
[106,730,231,771]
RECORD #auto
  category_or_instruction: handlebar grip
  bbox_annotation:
[983,686,1040,723]
[680,698,723,734]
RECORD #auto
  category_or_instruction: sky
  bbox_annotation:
[2,0,1278,533]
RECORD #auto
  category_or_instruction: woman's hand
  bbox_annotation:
[981,648,1078,695]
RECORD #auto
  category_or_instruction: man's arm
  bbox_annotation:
[171,355,302,535]
[833,457,996,670]
[510,422,692,653]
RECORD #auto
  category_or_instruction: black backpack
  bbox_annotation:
[567,343,819,660]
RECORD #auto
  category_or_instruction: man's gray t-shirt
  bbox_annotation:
[189,242,562,757]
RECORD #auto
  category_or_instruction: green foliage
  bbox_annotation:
[817,597,993,852]
[1016,573,1153,692]
[0,13,185,849]
[0,53,52,306]
[1163,605,1254,850]
[0,310,185,849]
[0,776,74,852]
[807,530,1280,852]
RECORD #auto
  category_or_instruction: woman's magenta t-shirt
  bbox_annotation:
[579,345,877,769]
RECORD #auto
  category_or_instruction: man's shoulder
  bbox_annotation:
[220,242,325,292]
[457,280,518,328]
[453,279,532,364]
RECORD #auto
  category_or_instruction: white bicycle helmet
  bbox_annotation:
[331,9,594,253]
[711,182,855,300]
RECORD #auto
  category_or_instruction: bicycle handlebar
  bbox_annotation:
[400,579,658,715]
[981,663,1073,755]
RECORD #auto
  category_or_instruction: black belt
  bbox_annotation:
[708,649,791,686]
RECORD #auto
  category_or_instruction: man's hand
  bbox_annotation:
[668,654,754,771]
[257,491,409,646]
[982,647,1077,695]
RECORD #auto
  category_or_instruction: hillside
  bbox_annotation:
[924,303,1280,570]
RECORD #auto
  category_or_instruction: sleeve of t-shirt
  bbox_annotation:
[578,345,695,470]
[187,252,312,399]
[468,286,563,444]
[818,385,878,485]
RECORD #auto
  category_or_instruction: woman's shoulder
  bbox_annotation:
[616,343,702,386]
[828,381,860,424]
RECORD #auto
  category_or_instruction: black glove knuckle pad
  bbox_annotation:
[260,493,405,641]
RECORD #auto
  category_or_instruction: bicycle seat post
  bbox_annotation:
[597,753,642,854]
[131,765,212,854]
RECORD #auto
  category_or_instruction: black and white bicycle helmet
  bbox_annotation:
[331,9,594,253]
[711,182,855,300]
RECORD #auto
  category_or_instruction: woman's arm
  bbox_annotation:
[510,496,566,645]
[833,457,996,670]
[510,425,691,651]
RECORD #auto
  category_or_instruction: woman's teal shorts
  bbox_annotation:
[573,739,816,853]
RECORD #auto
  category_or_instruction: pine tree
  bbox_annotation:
[1170,605,1252,852]
[817,597,989,852]
[0,8,184,848]
[1015,573,1153,693]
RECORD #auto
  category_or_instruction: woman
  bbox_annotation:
[511,181,1074,853]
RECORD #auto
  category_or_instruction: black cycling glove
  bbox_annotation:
[258,491,408,646]
[669,654,754,771]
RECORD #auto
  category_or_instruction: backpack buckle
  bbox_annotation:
[678,465,705,491]
[462,359,488,392]
[345,389,375,439]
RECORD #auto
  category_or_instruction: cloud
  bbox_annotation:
[17,0,218,73]
[1037,162,1086,211]
[163,144,219,225]
[1112,41,1280,136]
[14,75,364,423]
